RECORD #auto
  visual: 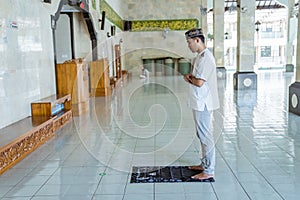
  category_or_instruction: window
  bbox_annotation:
[266,24,272,32]
[261,46,271,57]
[278,46,281,57]
[273,21,281,32]
[261,23,272,32]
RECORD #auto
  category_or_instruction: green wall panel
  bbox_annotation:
[92,0,96,10]
[100,0,123,29]
[131,19,199,31]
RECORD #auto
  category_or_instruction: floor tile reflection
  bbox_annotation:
[1,71,300,200]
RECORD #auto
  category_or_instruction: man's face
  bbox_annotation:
[186,38,199,53]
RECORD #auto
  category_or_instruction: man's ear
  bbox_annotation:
[195,37,201,43]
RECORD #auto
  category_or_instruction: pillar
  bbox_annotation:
[286,0,296,72]
[213,0,226,79]
[289,3,300,115]
[234,0,257,90]
[200,0,208,36]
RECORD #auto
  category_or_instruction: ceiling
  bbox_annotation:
[224,0,286,11]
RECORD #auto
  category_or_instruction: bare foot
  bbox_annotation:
[191,172,214,180]
[188,166,204,171]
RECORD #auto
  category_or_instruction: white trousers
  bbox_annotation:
[192,107,215,175]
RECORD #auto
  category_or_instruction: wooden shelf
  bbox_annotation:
[31,94,71,118]
[90,58,111,96]
[31,94,72,131]
[56,59,89,115]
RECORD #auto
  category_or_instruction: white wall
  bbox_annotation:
[0,0,100,129]
[55,14,72,63]
[121,31,194,70]
[119,0,201,20]
[0,0,57,129]
[73,13,92,61]
[96,27,124,77]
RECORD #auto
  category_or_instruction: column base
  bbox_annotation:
[285,64,294,72]
[233,71,257,90]
[289,82,300,115]
[217,67,226,79]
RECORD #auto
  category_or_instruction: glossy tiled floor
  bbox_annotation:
[1,70,300,200]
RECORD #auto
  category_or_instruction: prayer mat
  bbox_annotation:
[130,166,215,183]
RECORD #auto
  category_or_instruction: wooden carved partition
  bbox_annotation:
[0,119,54,174]
[0,110,72,174]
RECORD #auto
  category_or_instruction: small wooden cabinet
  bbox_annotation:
[30,94,72,131]
[31,94,71,117]
[90,58,111,96]
[56,59,89,115]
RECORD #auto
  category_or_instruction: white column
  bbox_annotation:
[213,0,224,68]
[200,0,208,37]
[285,0,296,72]
[295,6,300,81]
[288,2,300,115]
[236,0,255,72]
[233,0,257,90]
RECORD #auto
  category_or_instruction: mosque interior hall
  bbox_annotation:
[1,0,300,199]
